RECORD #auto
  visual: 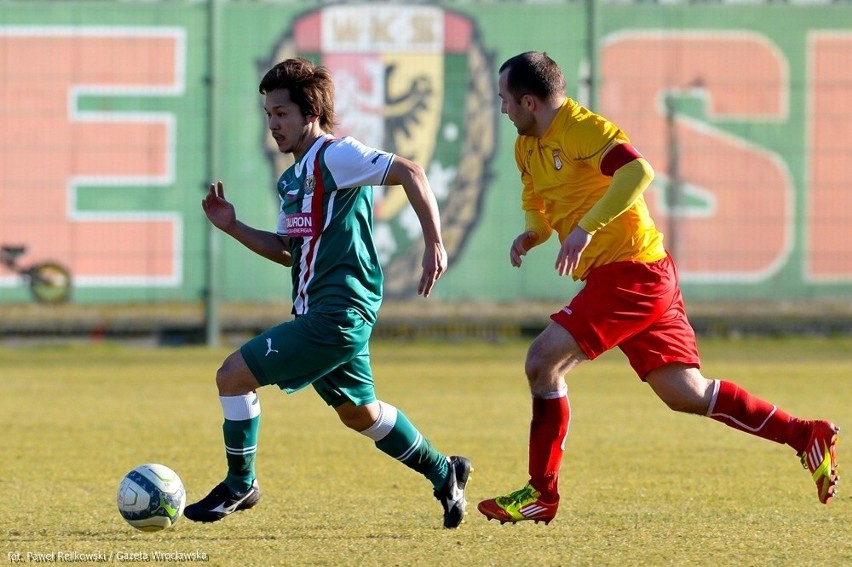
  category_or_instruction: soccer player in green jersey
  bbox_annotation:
[184,57,471,529]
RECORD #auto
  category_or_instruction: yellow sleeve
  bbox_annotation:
[577,158,654,234]
[524,210,553,245]
[516,139,553,246]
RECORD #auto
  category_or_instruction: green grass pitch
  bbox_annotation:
[2,336,850,566]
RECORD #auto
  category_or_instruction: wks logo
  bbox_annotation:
[263,5,496,297]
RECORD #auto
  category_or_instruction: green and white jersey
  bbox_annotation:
[275,135,393,325]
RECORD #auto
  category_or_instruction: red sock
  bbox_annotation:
[528,394,570,501]
[707,380,804,448]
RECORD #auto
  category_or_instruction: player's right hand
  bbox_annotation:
[510,231,538,267]
[202,181,237,233]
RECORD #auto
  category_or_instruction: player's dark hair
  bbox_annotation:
[259,57,336,133]
[499,51,566,103]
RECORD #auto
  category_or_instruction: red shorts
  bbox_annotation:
[550,254,700,379]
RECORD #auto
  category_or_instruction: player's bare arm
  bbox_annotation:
[385,156,447,298]
[202,181,292,267]
[510,231,539,268]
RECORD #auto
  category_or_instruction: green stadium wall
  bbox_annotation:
[1,1,850,305]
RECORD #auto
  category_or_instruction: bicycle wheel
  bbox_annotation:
[28,262,73,304]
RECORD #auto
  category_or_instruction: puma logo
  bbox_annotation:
[265,338,279,357]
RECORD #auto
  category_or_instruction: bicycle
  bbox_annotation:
[1,245,73,304]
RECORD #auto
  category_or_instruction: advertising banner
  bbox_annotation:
[1,1,849,304]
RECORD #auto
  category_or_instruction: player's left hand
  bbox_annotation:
[418,241,447,298]
[555,226,592,276]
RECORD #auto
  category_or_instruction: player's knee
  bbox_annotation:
[335,402,376,431]
[648,368,713,415]
[524,357,545,384]
[659,395,703,414]
[215,351,257,396]
[338,413,362,431]
[524,327,582,390]
[524,346,564,384]
[214,367,232,394]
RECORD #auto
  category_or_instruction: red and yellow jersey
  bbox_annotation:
[515,97,666,280]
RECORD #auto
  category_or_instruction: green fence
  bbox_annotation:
[1,1,851,305]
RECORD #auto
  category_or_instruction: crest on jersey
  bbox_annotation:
[304,175,315,195]
[262,4,496,297]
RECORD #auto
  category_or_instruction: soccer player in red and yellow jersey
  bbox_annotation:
[477,51,839,525]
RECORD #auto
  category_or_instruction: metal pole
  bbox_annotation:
[204,0,222,347]
[665,94,682,262]
[587,0,600,110]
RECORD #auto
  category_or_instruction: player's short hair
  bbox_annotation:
[259,57,336,132]
[499,51,566,103]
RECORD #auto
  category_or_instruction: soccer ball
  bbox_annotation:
[117,463,186,532]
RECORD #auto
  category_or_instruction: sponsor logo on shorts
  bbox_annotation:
[265,338,279,357]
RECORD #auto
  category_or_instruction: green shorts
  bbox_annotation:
[240,308,376,407]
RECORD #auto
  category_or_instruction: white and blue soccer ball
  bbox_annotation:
[117,463,186,532]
